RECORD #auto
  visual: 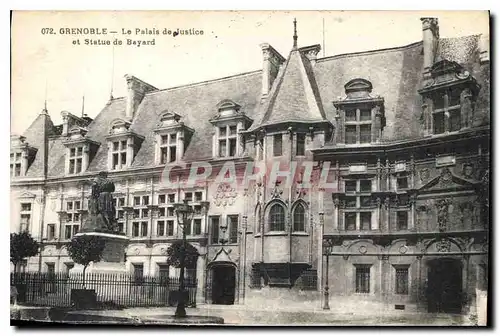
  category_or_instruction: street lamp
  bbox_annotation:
[319,212,331,311]
[173,199,195,318]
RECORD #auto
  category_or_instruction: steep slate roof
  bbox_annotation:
[22,111,57,178]
[251,48,326,130]
[18,33,488,179]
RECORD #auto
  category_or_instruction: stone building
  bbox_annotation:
[10,17,489,313]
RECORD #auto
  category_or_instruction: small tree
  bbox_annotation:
[166,240,199,270]
[67,235,105,288]
[10,232,39,273]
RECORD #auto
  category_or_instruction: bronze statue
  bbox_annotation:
[82,171,119,233]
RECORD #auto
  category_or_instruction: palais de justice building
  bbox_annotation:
[11,17,489,313]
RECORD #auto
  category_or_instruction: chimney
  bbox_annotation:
[479,34,489,64]
[124,75,158,121]
[420,17,440,79]
[260,43,285,98]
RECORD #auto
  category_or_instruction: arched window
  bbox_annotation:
[293,204,306,232]
[268,204,285,231]
[255,205,261,233]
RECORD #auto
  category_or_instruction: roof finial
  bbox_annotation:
[293,18,298,49]
[41,78,48,114]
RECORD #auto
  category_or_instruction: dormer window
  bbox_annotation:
[218,125,237,158]
[106,119,144,170]
[153,111,193,165]
[210,99,253,159]
[63,127,100,175]
[333,79,385,145]
[10,135,37,178]
[418,59,480,136]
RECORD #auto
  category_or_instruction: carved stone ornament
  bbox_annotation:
[359,245,368,254]
[439,168,453,188]
[270,182,283,200]
[436,199,450,232]
[436,238,451,253]
[399,245,408,254]
[462,162,476,180]
[419,168,431,184]
[213,183,238,208]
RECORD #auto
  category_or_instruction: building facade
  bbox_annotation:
[11,17,489,313]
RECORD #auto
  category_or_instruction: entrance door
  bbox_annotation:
[427,259,463,313]
[211,265,236,305]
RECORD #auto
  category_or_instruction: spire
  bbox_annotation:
[81,95,86,118]
[41,79,48,114]
[293,18,298,49]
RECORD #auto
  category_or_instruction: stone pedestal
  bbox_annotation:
[69,232,129,275]
[69,232,130,306]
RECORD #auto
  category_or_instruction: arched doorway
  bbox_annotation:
[426,258,463,313]
[209,263,236,305]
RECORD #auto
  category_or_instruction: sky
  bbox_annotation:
[10,10,489,135]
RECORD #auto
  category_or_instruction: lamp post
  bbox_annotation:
[173,199,195,318]
[320,212,330,310]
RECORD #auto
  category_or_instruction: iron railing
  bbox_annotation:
[10,272,197,308]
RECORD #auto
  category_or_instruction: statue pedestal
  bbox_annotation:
[68,232,130,307]
[69,232,130,275]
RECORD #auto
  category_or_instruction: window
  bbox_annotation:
[157,220,174,237]
[293,204,306,232]
[68,146,84,174]
[345,213,356,231]
[111,140,127,170]
[132,222,148,237]
[183,220,192,236]
[355,265,371,293]
[228,215,238,243]
[432,89,462,134]
[273,134,283,157]
[269,204,285,231]
[10,152,22,177]
[210,216,220,244]
[194,192,203,202]
[397,211,408,231]
[343,179,374,231]
[47,224,55,240]
[65,200,81,239]
[167,194,175,203]
[20,201,32,232]
[344,108,372,144]
[160,133,177,164]
[115,196,126,234]
[397,176,409,190]
[296,133,305,156]
[158,264,169,284]
[395,265,409,295]
[360,212,372,231]
[218,125,238,158]
[158,194,166,204]
[184,192,193,202]
[193,218,202,235]
[131,195,149,237]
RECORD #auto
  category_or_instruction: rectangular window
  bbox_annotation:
[158,194,166,204]
[169,147,177,163]
[217,125,238,158]
[397,211,408,231]
[167,194,175,203]
[158,208,166,217]
[211,216,220,244]
[229,138,237,157]
[158,264,169,283]
[359,125,371,143]
[397,176,409,190]
[194,192,203,202]
[142,196,149,206]
[117,223,124,234]
[360,180,372,193]
[345,125,357,144]
[345,197,357,208]
[167,207,174,217]
[161,147,169,164]
[21,203,32,212]
[345,109,357,122]
[395,266,409,295]
[449,110,461,132]
[360,212,372,231]
[141,222,148,237]
[20,214,30,232]
[193,218,202,235]
[167,220,174,236]
[134,196,141,206]
[111,140,128,170]
[273,134,283,156]
[433,112,445,134]
[133,264,144,285]
[132,222,140,237]
[355,265,371,293]
[118,197,125,207]
[228,215,238,244]
[47,224,55,240]
[219,140,227,157]
[360,109,372,121]
[184,192,193,202]
[345,180,357,193]
[296,133,305,156]
[345,213,356,231]
[157,221,165,236]
[360,196,372,208]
